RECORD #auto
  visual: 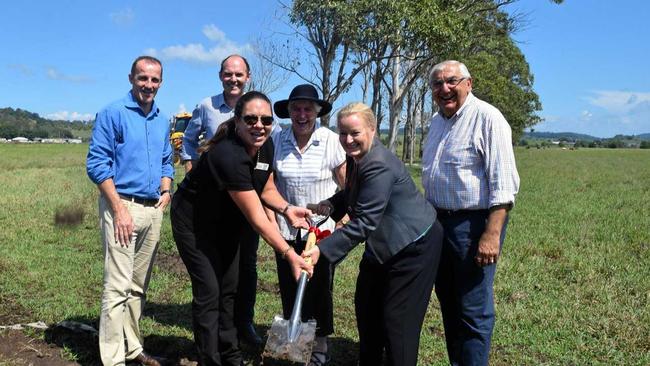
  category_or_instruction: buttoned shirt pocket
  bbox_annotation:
[441,144,480,169]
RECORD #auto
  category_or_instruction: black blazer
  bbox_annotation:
[319,139,436,265]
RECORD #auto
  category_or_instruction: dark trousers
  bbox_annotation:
[171,191,242,366]
[234,225,259,328]
[355,221,443,366]
[274,238,335,337]
[435,210,508,366]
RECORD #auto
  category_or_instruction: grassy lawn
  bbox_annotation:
[0,144,648,365]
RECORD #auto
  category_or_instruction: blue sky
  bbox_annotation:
[1,1,648,138]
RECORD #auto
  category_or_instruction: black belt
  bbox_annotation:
[435,208,489,219]
[119,194,158,206]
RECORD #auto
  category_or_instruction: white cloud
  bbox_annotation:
[8,64,33,76]
[145,24,250,64]
[584,90,650,114]
[580,110,593,121]
[45,111,93,122]
[110,8,135,26]
[203,24,226,42]
[177,104,187,113]
[46,67,93,83]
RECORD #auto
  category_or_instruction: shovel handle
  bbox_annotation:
[303,231,317,266]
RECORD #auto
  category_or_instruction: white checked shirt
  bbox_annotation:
[272,126,346,240]
[422,93,520,210]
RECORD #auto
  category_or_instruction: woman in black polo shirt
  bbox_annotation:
[171,91,313,366]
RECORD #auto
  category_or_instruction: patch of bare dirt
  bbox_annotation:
[156,252,190,278]
[0,329,80,366]
[0,294,82,365]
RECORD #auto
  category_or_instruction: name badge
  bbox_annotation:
[255,162,269,171]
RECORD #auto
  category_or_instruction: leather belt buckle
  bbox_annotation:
[119,194,157,207]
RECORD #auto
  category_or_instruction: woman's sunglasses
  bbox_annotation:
[242,114,274,126]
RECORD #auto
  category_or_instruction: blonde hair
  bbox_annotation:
[337,102,376,130]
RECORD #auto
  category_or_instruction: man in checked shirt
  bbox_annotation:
[422,60,520,366]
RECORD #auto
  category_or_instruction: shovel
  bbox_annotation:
[263,215,329,364]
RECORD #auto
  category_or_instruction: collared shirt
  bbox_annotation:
[86,91,174,200]
[180,93,233,161]
[272,126,346,240]
[422,93,520,210]
[180,92,282,161]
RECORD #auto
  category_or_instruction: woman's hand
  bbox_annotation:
[285,205,311,229]
[307,200,333,217]
[302,245,321,267]
[335,214,350,229]
[286,249,313,280]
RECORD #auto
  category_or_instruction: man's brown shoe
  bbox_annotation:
[133,351,166,366]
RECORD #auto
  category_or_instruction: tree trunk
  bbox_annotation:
[387,55,401,153]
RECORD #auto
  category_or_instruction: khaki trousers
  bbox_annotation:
[98,195,163,366]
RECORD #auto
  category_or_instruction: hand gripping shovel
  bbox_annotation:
[263,216,330,364]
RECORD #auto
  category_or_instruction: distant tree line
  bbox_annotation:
[0,107,93,140]
[519,137,650,149]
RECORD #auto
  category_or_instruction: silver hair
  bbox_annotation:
[288,100,322,114]
[430,60,471,84]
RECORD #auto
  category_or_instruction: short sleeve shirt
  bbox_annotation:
[182,128,274,224]
[272,126,346,240]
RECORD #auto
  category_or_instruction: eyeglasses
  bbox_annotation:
[242,114,274,126]
[431,77,467,90]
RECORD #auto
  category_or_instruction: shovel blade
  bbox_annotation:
[263,315,316,363]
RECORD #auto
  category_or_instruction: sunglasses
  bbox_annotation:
[242,114,274,126]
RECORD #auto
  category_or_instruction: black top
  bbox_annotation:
[179,127,274,225]
[319,139,436,265]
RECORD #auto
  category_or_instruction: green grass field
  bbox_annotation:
[0,144,648,365]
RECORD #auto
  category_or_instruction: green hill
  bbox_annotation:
[524,131,599,141]
[0,107,93,140]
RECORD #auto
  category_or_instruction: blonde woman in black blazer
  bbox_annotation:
[304,102,443,366]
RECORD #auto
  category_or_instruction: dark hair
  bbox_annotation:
[219,54,250,75]
[199,91,271,154]
[130,55,163,78]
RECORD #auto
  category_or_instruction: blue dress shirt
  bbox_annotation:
[180,94,233,161]
[87,91,174,199]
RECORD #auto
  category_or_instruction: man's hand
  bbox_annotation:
[474,206,508,267]
[155,191,171,210]
[475,231,500,267]
[113,204,134,247]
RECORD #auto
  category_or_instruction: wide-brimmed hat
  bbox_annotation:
[273,84,332,119]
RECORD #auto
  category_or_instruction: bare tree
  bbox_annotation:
[247,40,290,95]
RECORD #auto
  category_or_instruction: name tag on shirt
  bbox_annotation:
[255,162,269,171]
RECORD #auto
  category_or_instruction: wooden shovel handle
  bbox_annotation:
[304,231,317,266]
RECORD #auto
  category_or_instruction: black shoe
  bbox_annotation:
[238,323,262,346]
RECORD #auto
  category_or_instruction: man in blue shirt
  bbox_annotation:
[87,55,173,366]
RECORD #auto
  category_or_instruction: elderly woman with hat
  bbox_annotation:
[270,84,347,366]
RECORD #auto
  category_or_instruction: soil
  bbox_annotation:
[0,295,80,365]
[0,251,308,366]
